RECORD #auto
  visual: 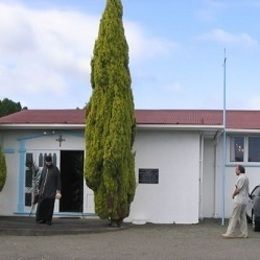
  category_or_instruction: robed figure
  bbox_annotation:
[36,155,61,225]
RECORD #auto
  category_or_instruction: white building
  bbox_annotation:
[0,109,260,224]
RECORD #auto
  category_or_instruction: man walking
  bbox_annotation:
[222,165,249,238]
[36,155,61,225]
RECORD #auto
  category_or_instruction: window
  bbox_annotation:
[230,135,260,163]
[230,136,244,162]
[38,153,43,167]
[249,137,260,162]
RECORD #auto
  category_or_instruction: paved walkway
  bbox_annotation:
[0,216,128,236]
[0,218,260,259]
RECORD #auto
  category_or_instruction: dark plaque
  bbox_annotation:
[139,168,159,184]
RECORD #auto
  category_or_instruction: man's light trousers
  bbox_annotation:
[226,203,248,236]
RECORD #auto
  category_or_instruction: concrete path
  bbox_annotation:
[0,218,260,259]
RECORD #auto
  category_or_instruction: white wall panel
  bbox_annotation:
[127,130,201,224]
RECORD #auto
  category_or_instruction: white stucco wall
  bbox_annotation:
[5,127,260,223]
[127,129,201,224]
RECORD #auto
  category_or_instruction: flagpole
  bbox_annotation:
[221,49,227,225]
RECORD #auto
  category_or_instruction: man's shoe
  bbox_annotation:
[46,221,52,225]
[222,233,235,238]
[238,234,248,238]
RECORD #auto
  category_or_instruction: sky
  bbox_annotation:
[0,0,260,110]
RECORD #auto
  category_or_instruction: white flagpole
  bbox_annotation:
[221,49,227,225]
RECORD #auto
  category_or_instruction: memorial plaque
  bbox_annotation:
[139,168,159,184]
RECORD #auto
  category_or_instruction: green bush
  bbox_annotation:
[0,148,6,191]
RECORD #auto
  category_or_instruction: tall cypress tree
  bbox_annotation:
[85,0,136,226]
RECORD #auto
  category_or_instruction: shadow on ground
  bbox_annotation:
[0,216,129,236]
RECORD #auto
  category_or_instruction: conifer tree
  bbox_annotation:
[85,0,136,226]
[0,148,6,191]
[0,98,22,117]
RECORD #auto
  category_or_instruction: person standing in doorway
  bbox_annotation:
[222,164,249,238]
[36,155,62,225]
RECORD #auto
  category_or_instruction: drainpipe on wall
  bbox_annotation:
[212,130,219,218]
[199,133,204,220]
[221,50,227,225]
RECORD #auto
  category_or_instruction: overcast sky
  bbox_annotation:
[0,0,260,110]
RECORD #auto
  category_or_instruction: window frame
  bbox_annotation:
[229,135,260,165]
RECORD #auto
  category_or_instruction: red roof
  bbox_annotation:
[0,109,260,129]
[136,110,222,125]
[0,109,85,125]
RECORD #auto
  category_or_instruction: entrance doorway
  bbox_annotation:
[60,151,84,212]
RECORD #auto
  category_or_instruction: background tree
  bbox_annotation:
[0,98,22,117]
[85,0,136,226]
[0,147,6,191]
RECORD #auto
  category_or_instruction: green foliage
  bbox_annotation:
[0,98,22,117]
[0,148,6,192]
[85,0,136,224]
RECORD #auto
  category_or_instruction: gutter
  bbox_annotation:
[1,124,260,133]
[226,128,260,134]
[137,124,224,131]
[0,123,224,131]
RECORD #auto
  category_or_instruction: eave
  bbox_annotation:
[0,123,224,131]
[1,124,260,134]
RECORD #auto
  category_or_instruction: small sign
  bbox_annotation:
[139,168,159,184]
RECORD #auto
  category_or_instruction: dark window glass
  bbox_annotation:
[44,153,48,162]
[25,193,31,207]
[39,153,43,167]
[230,137,244,162]
[53,153,57,166]
[25,153,33,168]
[25,169,32,187]
[249,137,260,162]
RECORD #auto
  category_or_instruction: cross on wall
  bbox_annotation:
[56,135,66,147]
